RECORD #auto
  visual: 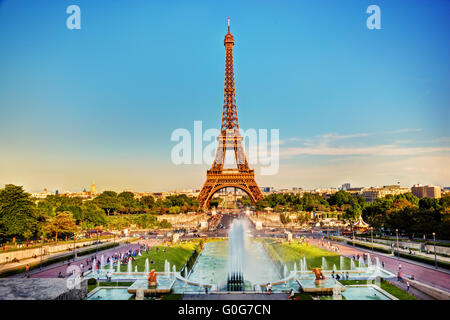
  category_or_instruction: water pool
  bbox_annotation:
[341,285,392,300]
[88,288,133,300]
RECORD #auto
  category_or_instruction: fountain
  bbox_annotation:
[127,260,132,274]
[358,256,365,268]
[283,265,288,286]
[333,264,337,273]
[164,260,170,274]
[367,253,372,269]
[303,257,307,271]
[144,258,149,274]
[100,255,105,270]
[376,257,381,269]
[109,259,113,271]
[172,265,176,279]
[92,258,97,271]
[350,259,356,270]
[340,256,344,270]
[321,257,328,270]
[293,262,297,274]
[134,266,138,273]
[227,219,246,291]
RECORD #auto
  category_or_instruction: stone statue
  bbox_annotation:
[311,268,325,285]
[136,284,144,300]
[148,269,157,288]
[332,282,342,300]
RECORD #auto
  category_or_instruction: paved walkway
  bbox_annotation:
[17,239,161,279]
[183,293,288,300]
[308,237,450,294]
[338,236,450,264]
[0,238,132,274]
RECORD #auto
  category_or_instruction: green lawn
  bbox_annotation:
[339,279,418,300]
[117,241,198,273]
[260,238,351,272]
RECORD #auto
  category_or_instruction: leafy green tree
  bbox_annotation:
[118,191,137,213]
[44,211,77,241]
[140,195,155,209]
[80,202,106,226]
[0,184,38,241]
[94,191,120,215]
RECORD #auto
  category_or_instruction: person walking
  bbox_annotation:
[406,281,410,292]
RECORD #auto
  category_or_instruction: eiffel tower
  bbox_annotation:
[198,19,263,209]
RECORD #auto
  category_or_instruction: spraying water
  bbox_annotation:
[127,260,132,274]
[321,257,328,270]
[100,255,105,270]
[109,259,113,271]
[376,257,381,269]
[293,262,297,274]
[340,256,344,270]
[350,259,356,270]
[116,259,121,273]
[144,258,149,273]
[227,219,245,291]
[164,260,170,274]
[358,256,365,268]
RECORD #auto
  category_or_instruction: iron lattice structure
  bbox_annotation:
[198,20,263,209]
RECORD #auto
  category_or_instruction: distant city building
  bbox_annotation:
[411,184,441,199]
[341,183,351,191]
[89,181,98,196]
[361,185,410,202]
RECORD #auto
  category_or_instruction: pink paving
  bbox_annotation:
[307,237,450,293]
[30,239,161,278]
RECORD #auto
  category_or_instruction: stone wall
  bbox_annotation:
[0,278,87,300]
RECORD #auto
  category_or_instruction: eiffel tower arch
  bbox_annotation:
[198,19,263,209]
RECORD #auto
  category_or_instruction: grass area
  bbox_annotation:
[118,241,198,272]
[339,279,418,300]
[259,238,351,273]
[292,292,313,300]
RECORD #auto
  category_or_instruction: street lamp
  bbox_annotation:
[371,228,374,252]
[396,229,399,259]
[352,227,355,247]
[96,230,99,253]
[73,234,76,260]
[432,232,437,269]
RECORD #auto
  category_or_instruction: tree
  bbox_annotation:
[118,191,137,213]
[140,196,155,209]
[280,213,291,225]
[0,184,38,241]
[94,191,120,215]
[80,202,106,227]
[44,211,77,241]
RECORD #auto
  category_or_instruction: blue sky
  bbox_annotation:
[0,0,449,192]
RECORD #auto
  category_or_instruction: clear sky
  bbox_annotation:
[0,0,449,193]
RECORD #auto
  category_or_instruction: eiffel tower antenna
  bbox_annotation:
[198,20,263,209]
